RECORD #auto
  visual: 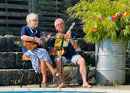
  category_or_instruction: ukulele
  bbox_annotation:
[24,41,39,51]
[55,22,75,56]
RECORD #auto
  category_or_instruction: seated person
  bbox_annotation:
[21,13,59,87]
[48,18,92,88]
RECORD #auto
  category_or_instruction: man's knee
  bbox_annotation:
[56,57,62,63]
[77,57,86,65]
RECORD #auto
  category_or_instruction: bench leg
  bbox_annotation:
[35,72,41,87]
[20,61,28,87]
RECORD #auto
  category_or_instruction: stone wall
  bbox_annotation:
[0,36,95,86]
[2,36,130,86]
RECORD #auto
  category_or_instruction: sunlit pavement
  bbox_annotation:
[0,84,130,93]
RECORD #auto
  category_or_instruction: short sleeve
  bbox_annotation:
[21,26,27,36]
[48,36,56,49]
[71,32,78,42]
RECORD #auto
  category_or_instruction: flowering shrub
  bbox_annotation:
[67,0,130,43]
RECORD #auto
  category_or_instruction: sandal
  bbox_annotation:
[57,83,66,88]
[53,71,61,82]
[41,82,48,88]
[82,84,92,88]
[54,71,61,78]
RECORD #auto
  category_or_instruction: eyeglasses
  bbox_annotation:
[31,19,39,22]
[56,22,64,27]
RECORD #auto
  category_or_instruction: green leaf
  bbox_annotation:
[67,0,130,43]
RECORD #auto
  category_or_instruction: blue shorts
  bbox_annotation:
[55,55,81,64]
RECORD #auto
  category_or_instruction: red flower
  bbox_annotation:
[94,17,98,21]
[93,27,97,31]
[120,13,124,17]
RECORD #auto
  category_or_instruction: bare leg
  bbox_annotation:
[45,61,55,75]
[56,57,66,88]
[77,57,92,88]
[40,61,47,85]
[45,61,60,77]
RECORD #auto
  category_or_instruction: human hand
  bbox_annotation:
[34,37,43,45]
[48,47,58,56]
[66,30,72,39]
[66,30,71,34]
[46,34,52,41]
[39,40,44,45]
[53,47,58,52]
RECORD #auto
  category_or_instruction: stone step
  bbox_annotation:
[83,51,95,66]
[0,52,23,69]
[0,36,95,52]
[0,51,95,69]
[0,36,21,52]
[1,67,130,86]
[0,69,51,86]
[0,67,79,86]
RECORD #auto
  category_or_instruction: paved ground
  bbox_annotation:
[0,84,130,93]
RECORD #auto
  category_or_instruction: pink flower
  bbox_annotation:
[111,16,115,20]
[102,16,106,20]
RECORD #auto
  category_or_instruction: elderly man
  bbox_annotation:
[48,18,92,88]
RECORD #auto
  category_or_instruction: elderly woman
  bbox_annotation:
[21,13,59,87]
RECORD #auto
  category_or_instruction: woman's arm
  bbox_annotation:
[21,35,34,42]
[21,35,43,45]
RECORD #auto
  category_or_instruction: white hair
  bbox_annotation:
[26,13,38,23]
[54,18,64,26]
